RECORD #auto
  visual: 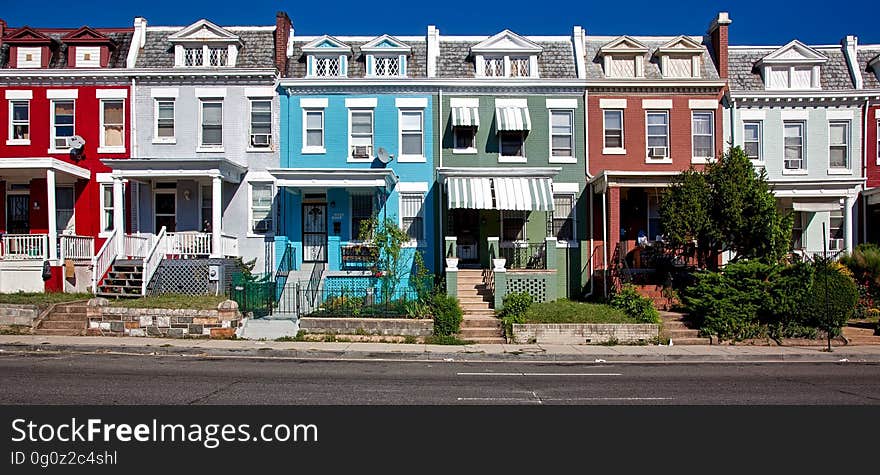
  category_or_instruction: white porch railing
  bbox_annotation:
[141,227,168,296]
[167,232,212,257]
[221,233,239,257]
[60,235,94,260]
[124,234,153,258]
[91,230,119,293]
[0,234,48,261]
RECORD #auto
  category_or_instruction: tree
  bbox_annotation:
[659,146,792,267]
[359,216,422,300]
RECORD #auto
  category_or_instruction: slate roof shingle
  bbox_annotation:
[728,46,856,92]
[857,49,880,89]
[135,28,275,69]
[0,31,133,69]
[286,39,428,78]
[582,37,720,80]
[436,39,577,79]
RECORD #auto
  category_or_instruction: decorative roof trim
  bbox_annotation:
[360,34,412,54]
[758,39,829,65]
[61,26,114,44]
[470,29,543,55]
[598,35,649,56]
[301,35,353,54]
[167,19,241,44]
[655,35,704,55]
[4,26,53,44]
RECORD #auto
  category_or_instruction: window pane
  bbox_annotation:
[744,142,759,158]
[647,125,668,136]
[104,126,123,146]
[647,113,667,126]
[306,111,322,129]
[12,102,28,121]
[202,127,222,145]
[252,184,272,207]
[770,68,789,88]
[792,67,812,88]
[500,133,523,156]
[744,123,759,142]
[306,130,323,147]
[784,124,802,138]
[351,112,372,133]
[552,135,572,151]
[829,123,847,145]
[830,148,847,167]
[692,113,712,134]
[54,101,74,120]
[604,110,621,130]
[400,111,422,131]
[551,111,572,131]
[104,101,124,124]
[402,134,422,155]
[647,136,668,147]
[454,128,475,149]
[605,132,622,148]
[203,103,222,124]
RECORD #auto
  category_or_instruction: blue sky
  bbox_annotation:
[2,0,878,45]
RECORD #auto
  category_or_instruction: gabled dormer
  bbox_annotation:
[361,35,410,78]
[758,40,827,90]
[867,54,879,82]
[655,35,703,78]
[302,35,352,78]
[597,36,649,78]
[471,30,542,78]
[62,26,114,68]
[168,19,242,68]
[5,26,53,68]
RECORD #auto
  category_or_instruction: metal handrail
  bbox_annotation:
[141,227,168,296]
[91,230,118,293]
[307,260,325,308]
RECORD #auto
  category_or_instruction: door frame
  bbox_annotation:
[153,189,177,233]
[302,202,328,263]
[6,186,31,234]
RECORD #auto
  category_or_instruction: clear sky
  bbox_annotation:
[1,0,878,45]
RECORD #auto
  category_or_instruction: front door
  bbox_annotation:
[6,194,30,234]
[302,204,327,263]
[155,191,176,232]
[451,209,480,263]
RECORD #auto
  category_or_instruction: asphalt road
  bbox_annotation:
[1,353,879,404]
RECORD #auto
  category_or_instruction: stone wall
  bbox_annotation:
[299,317,433,337]
[512,323,660,345]
[86,299,241,338]
[0,304,41,327]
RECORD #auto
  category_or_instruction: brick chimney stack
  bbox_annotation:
[707,12,731,79]
[275,11,292,76]
[0,19,6,50]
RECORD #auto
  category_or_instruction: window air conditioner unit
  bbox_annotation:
[251,134,271,147]
[352,145,372,158]
[829,239,843,251]
[784,159,802,170]
[253,220,271,233]
[649,146,668,158]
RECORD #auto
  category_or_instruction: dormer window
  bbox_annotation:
[5,27,54,69]
[655,36,704,79]
[759,40,827,90]
[598,36,649,79]
[208,47,228,67]
[184,47,203,66]
[471,30,542,79]
[63,26,116,68]
[169,19,241,68]
[314,56,342,77]
[302,35,352,78]
[362,35,410,78]
[17,47,41,68]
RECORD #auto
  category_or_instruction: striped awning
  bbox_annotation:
[495,106,532,131]
[446,177,553,211]
[451,106,480,127]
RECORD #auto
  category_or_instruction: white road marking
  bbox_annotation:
[456,372,622,376]
[457,397,673,402]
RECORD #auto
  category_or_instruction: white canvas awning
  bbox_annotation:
[495,106,531,131]
[792,201,841,212]
[451,106,480,127]
[446,176,553,211]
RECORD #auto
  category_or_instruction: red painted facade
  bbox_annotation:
[866,102,880,188]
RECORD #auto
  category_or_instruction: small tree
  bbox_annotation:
[659,146,792,267]
[359,216,421,300]
[809,258,859,351]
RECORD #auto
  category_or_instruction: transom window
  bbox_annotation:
[550,110,573,157]
[51,100,75,149]
[499,131,525,157]
[400,110,424,157]
[691,111,714,159]
[829,120,849,169]
[349,110,374,159]
[400,193,424,241]
[249,99,272,148]
[101,100,124,148]
[373,56,401,77]
[200,100,223,148]
[783,121,805,170]
[743,121,762,160]
[646,111,669,159]
[552,194,575,243]
[603,110,623,149]
[315,56,342,77]
[9,100,29,141]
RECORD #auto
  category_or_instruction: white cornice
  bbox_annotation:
[281,78,586,88]
[731,91,880,100]
[0,68,278,79]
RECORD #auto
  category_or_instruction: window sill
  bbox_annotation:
[247,232,275,239]
[246,147,274,153]
[549,156,578,164]
[750,160,765,167]
[99,231,113,239]
[827,168,852,175]
[452,148,478,154]
[397,155,426,163]
[197,147,224,153]
[6,139,30,146]
[498,156,527,164]
[691,157,716,164]
[401,240,425,248]
[644,158,673,164]
[152,139,176,145]
[782,169,809,175]
[556,241,579,249]
[48,148,71,154]
[602,148,626,155]
[347,157,373,163]
[98,146,126,154]
[301,147,326,155]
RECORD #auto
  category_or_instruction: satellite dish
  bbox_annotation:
[68,135,85,149]
[376,147,393,164]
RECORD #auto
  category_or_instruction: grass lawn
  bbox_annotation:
[108,294,228,310]
[0,292,92,307]
[524,300,645,324]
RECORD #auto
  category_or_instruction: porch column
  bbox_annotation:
[46,169,58,261]
[113,177,125,255]
[844,195,854,254]
[211,176,222,258]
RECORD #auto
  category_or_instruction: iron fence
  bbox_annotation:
[276,284,427,319]
[230,275,276,317]
[340,243,377,270]
[499,242,547,269]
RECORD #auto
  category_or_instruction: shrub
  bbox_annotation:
[609,284,660,324]
[430,294,463,336]
[681,261,769,341]
[808,261,859,338]
[498,292,533,337]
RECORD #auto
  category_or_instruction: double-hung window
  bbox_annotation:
[783,121,805,170]
[349,110,374,160]
[499,132,525,158]
[200,100,223,148]
[101,184,114,233]
[9,100,29,143]
[550,110,574,158]
[501,211,527,242]
[249,99,272,148]
[100,100,125,149]
[55,187,75,234]
[399,110,424,158]
[200,185,213,232]
[743,121,762,161]
[351,194,374,240]
[454,127,476,151]
[249,183,273,235]
[828,120,849,169]
[155,99,175,142]
[400,193,424,242]
[830,206,844,251]
[51,100,75,150]
[303,109,324,151]
[552,194,575,243]
[603,110,623,150]
[646,111,669,160]
[791,210,804,249]
[691,111,714,160]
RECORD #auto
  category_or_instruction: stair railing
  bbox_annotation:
[141,227,168,296]
[91,230,119,294]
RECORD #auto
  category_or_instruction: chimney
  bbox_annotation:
[707,11,731,79]
[0,19,6,50]
[843,35,862,89]
[427,25,439,78]
[275,11,292,76]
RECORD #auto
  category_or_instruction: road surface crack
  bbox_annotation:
[187,379,242,405]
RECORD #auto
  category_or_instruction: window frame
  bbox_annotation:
[498,131,526,162]
[302,108,325,154]
[153,98,176,144]
[549,109,574,160]
[398,109,425,161]
[602,109,624,153]
[7,99,30,145]
[199,184,213,233]
[829,206,844,251]
[452,126,477,154]
[691,110,715,162]
[99,99,125,152]
[55,186,75,235]
[783,120,806,171]
[645,110,670,161]
[198,99,224,150]
[370,54,404,78]
[248,98,273,150]
[828,120,850,170]
[348,109,374,162]
[311,55,344,78]
[50,99,75,152]
[248,182,274,236]
[500,210,528,243]
[743,120,763,162]
[350,194,374,241]
[99,183,114,235]
[399,192,425,244]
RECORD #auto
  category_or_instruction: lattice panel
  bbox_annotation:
[506,277,548,303]
[148,258,236,296]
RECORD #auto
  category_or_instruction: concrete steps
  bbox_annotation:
[456,270,503,341]
[34,303,89,336]
[659,311,711,345]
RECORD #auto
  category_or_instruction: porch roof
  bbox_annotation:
[101,158,246,183]
[0,158,91,180]
[267,168,398,189]
[438,167,560,212]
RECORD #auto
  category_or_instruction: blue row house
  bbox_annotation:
[272,31,436,308]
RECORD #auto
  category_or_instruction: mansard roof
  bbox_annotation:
[437,35,575,79]
[583,35,720,80]
[728,44,855,92]
[135,25,275,69]
[287,36,428,78]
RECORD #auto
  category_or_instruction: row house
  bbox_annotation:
[726,36,869,257]
[0,21,133,292]
[857,42,880,243]
[586,15,729,294]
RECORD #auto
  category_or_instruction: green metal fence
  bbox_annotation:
[230,274,276,317]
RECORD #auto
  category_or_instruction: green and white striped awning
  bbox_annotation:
[495,106,532,131]
[446,177,553,211]
[451,106,480,127]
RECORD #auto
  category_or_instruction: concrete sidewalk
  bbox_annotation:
[1,335,879,362]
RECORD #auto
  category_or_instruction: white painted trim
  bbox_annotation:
[552,182,579,193]
[300,97,328,108]
[782,169,810,175]
[98,147,126,154]
[548,109,575,163]
[96,89,128,99]
[875,109,880,120]
[450,98,479,108]
[827,168,853,175]
[546,98,578,109]
[7,99,29,146]
[397,181,429,193]
[0,158,89,179]
[691,110,715,161]
[688,99,717,109]
[153,98,176,144]
[195,88,227,98]
[602,148,626,155]
[150,88,180,98]
[602,109,624,151]
[599,98,627,109]
[549,157,578,164]
[96,173,114,183]
[739,109,766,120]
[247,98,273,152]
[495,98,528,108]
[347,108,374,163]
[198,98,224,149]
[247,181,275,237]
[5,90,32,100]
[642,99,672,109]
[826,109,855,120]
[99,98,126,151]
[345,97,377,108]
[398,109,425,162]
[302,108,325,153]
[244,87,276,97]
[498,156,528,163]
[49,98,75,152]
[46,89,78,99]
[780,110,810,120]
[395,97,428,108]
[644,158,673,164]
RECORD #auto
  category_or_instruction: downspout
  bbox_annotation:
[601,182,608,298]
[438,87,444,268]
[586,184,594,298]
[863,97,870,243]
